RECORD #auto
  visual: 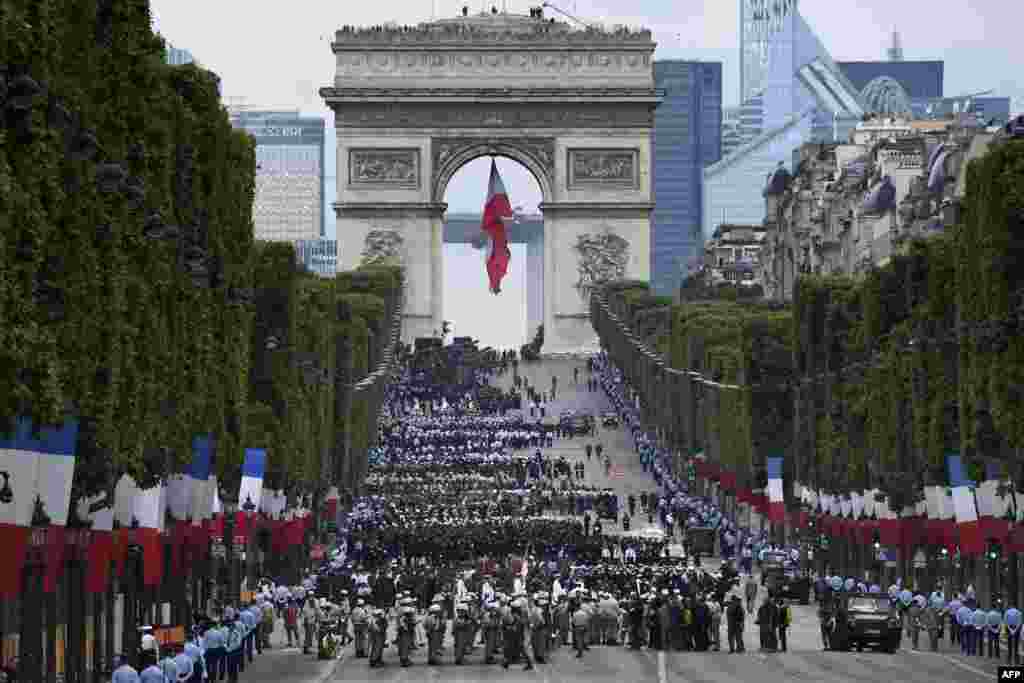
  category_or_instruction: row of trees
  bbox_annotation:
[0,0,400,523]
[592,136,1024,519]
[0,3,403,679]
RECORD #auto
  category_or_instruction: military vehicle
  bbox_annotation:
[761,550,811,604]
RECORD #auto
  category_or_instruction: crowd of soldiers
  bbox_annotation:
[298,351,814,669]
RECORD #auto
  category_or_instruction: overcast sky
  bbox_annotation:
[150,0,1021,347]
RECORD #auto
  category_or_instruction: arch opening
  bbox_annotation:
[441,154,545,351]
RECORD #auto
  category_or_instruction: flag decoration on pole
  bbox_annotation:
[134,483,166,586]
[188,435,213,522]
[0,417,79,598]
[324,486,340,523]
[236,448,266,538]
[86,505,114,594]
[766,456,785,524]
[480,159,513,294]
[947,453,983,556]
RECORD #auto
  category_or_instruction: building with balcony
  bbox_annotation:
[703,223,766,290]
[758,115,1003,302]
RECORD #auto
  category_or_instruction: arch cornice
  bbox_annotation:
[431,137,555,204]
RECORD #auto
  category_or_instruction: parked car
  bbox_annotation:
[560,414,593,435]
[601,412,620,427]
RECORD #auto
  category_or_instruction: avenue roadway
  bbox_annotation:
[319,359,991,683]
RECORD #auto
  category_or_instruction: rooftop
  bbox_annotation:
[331,11,653,48]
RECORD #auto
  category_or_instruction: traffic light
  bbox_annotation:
[988,539,1002,561]
[872,528,881,548]
[819,534,829,549]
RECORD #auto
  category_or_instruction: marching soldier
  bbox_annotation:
[529,594,549,664]
[453,603,473,665]
[397,598,417,667]
[572,598,590,658]
[368,608,388,667]
[555,595,571,647]
[350,598,369,658]
[483,602,501,664]
[424,603,446,665]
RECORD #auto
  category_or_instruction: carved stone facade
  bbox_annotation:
[333,50,651,77]
[568,149,638,188]
[360,229,404,267]
[349,149,419,187]
[330,102,656,129]
[574,230,631,301]
[323,11,657,352]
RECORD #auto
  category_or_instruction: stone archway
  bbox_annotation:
[321,11,660,353]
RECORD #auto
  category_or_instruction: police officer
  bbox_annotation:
[111,656,140,683]
[350,598,369,657]
[1007,605,1022,664]
[988,606,1003,659]
[957,604,974,655]
[138,655,163,683]
[202,620,226,682]
[572,598,589,658]
[184,642,206,683]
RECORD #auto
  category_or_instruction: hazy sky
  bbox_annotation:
[150,0,1021,346]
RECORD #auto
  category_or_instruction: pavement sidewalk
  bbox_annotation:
[235,621,344,683]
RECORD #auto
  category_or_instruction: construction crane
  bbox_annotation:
[540,1,595,29]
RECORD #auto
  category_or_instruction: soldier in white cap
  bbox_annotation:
[393,597,414,667]
[350,598,369,658]
[453,603,473,664]
[368,608,388,667]
[530,594,550,663]
[424,603,446,665]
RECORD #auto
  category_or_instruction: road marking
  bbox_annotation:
[658,649,668,683]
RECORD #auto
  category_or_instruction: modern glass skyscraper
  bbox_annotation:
[165,46,195,66]
[229,110,326,243]
[705,8,864,240]
[651,61,723,296]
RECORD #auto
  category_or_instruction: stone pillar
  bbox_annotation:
[526,227,545,342]
[539,201,652,353]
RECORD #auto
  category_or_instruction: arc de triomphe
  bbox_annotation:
[320,11,660,353]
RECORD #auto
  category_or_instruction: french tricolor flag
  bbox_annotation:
[947,453,983,556]
[766,457,785,524]
[236,448,266,538]
[480,159,513,294]
[0,417,78,597]
[188,436,214,524]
